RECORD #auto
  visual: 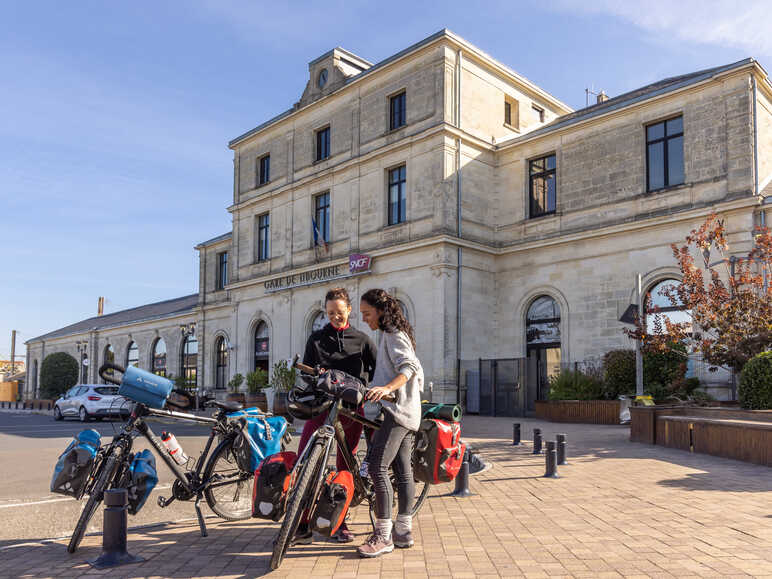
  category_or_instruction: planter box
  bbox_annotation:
[534,400,621,425]
[630,405,772,466]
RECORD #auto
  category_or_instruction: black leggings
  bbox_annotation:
[369,412,415,520]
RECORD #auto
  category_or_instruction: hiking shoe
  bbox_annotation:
[357,533,394,558]
[392,529,414,548]
[333,522,354,543]
[290,523,313,545]
[468,452,492,476]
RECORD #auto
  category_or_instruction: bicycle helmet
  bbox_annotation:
[287,376,332,420]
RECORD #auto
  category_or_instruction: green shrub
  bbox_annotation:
[227,373,244,393]
[40,352,79,399]
[738,351,772,409]
[246,368,268,394]
[548,369,604,401]
[643,343,687,391]
[602,349,636,399]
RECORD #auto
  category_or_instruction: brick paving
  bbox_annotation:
[1,415,770,578]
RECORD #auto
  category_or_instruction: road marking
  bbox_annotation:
[0,484,172,509]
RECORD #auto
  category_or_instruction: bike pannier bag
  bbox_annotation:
[413,419,466,485]
[317,369,366,407]
[127,449,158,515]
[229,411,288,472]
[311,469,354,536]
[252,451,297,520]
[118,365,173,409]
[50,429,101,497]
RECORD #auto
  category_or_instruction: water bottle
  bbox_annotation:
[161,431,189,465]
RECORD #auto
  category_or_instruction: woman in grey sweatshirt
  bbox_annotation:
[357,288,423,558]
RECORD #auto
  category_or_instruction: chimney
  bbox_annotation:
[596,91,609,104]
[97,296,104,316]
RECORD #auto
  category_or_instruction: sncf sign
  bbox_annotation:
[349,253,371,274]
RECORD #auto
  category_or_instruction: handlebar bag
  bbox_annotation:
[127,449,158,515]
[413,419,466,485]
[51,429,101,497]
[229,411,288,472]
[317,369,366,407]
[311,469,354,537]
[252,451,297,520]
[118,365,173,409]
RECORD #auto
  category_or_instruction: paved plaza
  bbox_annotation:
[1,415,770,578]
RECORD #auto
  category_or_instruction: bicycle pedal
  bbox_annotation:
[158,496,168,508]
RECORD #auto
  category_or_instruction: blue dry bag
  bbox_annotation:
[51,429,101,498]
[127,449,158,515]
[227,407,288,472]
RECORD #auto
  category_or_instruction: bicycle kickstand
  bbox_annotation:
[194,494,208,537]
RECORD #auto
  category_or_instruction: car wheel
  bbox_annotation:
[79,406,90,422]
[53,406,63,421]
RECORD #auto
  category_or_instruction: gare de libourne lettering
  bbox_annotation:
[264,254,372,293]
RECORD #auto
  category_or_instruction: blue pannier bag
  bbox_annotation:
[51,429,101,498]
[227,408,288,472]
[127,449,158,515]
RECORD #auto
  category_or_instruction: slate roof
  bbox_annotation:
[27,294,199,344]
[196,231,232,248]
[501,58,757,146]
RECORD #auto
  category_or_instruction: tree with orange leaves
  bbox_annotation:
[627,213,772,374]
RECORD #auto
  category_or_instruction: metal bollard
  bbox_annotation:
[512,423,521,446]
[450,453,473,497]
[544,441,559,478]
[88,489,144,569]
[556,433,567,465]
[532,428,543,454]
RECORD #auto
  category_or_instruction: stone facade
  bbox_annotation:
[25,30,772,407]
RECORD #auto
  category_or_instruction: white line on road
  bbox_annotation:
[0,484,172,509]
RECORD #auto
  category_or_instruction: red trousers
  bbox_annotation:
[297,407,364,471]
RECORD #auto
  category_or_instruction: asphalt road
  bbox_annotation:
[0,410,292,546]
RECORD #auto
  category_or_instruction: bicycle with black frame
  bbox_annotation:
[269,355,430,570]
[67,362,286,553]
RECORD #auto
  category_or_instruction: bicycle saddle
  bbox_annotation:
[206,400,243,412]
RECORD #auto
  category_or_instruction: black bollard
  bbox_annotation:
[88,489,144,569]
[556,433,567,465]
[532,428,543,454]
[450,453,474,497]
[512,423,521,446]
[544,441,559,478]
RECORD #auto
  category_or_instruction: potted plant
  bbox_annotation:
[271,360,297,418]
[226,373,245,404]
[245,368,269,411]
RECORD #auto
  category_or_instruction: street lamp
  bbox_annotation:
[180,323,197,409]
[76,340,89,384]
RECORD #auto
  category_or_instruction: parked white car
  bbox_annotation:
[53,384,133,422]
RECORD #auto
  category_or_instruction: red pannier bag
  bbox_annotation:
[252,451,297,520]
[311,469,354,536]
[413,418,466,484]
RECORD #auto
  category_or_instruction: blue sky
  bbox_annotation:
[2,0,771,360]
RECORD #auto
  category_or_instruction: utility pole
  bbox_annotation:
[10,330,16,376]
[635,274,643,397]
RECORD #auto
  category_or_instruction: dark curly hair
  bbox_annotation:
[360,288,416,350]
[325,287,351,307]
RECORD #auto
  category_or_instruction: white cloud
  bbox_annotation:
[554,0,772,63]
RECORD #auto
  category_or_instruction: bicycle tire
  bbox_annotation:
[270,442,325,571]
[67,452,120,554]
[203,438,253,521]
[368,474,429,528]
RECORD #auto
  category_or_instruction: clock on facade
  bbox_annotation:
[318,68,328,89]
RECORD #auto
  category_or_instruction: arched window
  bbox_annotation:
[126,341,139,368]
[181,335,198,388]
[645,279,692,334]
[152,338,167,377]
[311,311,327,334]
[254,322,269,373]
[215,336,228,390]
[102,344,115,384]
[525,295,562,407]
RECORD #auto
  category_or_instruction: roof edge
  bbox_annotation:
[195,231,232,249]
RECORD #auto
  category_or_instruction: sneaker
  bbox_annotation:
[290,523,313,545]
[392,529,414,548]
[467,452,492,476]
[333,522,354,543]
[357,533,394,558]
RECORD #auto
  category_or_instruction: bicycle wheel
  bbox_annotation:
[67,452,120,554]
[203,438,253,521]
[368,473,429,527]
[410,480,430,516]
[270,441,325,571]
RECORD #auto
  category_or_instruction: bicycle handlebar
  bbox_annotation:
[291,354,395,403]
[99,362,124,386]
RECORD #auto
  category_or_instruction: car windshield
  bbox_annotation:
[94,387,119,396]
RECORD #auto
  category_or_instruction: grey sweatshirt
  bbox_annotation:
[370,329,424,431]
